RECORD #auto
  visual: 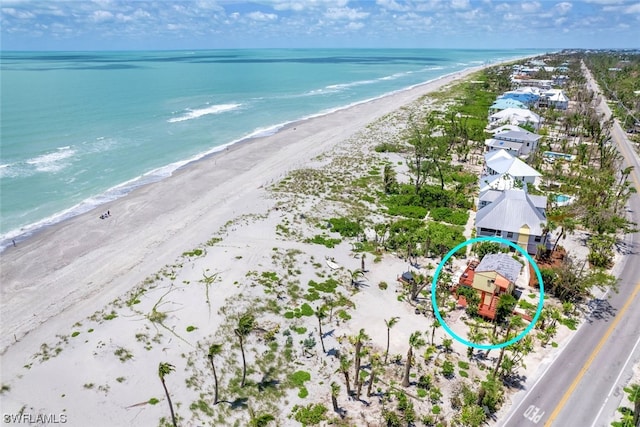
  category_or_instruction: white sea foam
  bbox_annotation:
[25,147,76,173]
[168,103,241,123]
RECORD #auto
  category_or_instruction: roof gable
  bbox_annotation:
[476,189,547,235]
[476,253,522,283]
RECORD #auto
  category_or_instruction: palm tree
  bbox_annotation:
[350,329,369,393]
[338,354,352,396]
[248,407,275,427]
[235,313,255,388]
[402,331,425,387]
[347,269,366,288]
[384,317,399,364]
[431,319,440,346]
[330,381,341,414]
[316,306,327,353]
[158,362,178,427]
[207,343,222,405]
[366,353,381,398]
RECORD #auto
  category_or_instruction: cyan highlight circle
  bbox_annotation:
[430,236,545,350]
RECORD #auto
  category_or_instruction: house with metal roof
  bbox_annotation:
[475,189,548,255]
[457,253,523,319]
[488,98,528,115]
[498,87,541,107]
[483,149,542,185]
[485,129,542,156]
[489,108,542,131]
[539,89,569,110]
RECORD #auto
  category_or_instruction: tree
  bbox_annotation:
[235,313,256,388]
[248,408,275,427]
[495,294,517,323]
[474,241,503,258]
[207,344,222,405]
[158,362,178,427]
[338,354,352,396]
[383,164,398,194]
[367,353,381,397]
[350,329,369,395]
[316,306,327,353]
[330,382,341,415]
[384,317,400,364]
[347,268,366,288]
[402,331,426,387]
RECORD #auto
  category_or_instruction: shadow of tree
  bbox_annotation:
[586,298,618,323]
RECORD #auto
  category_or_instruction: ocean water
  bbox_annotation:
[0,48,545,249]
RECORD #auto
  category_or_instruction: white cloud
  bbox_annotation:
[451,0,470,10]
[90,10,114,22]
[1,7,34,19]
[503,12,520,21]
[554,2,572,15]
[376,0,411,11]
[346,21,364,30]
[272,0,348,11]
[521,2,541,13]
[324,7,369,20]
[247,11,278,21]
[623,3,640,13]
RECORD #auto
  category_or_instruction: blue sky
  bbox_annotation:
[1,0,639,50]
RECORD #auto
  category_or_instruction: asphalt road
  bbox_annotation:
[499,65,640,427]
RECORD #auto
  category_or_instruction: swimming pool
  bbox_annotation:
[555,194,571,203]
[544,151,575,161]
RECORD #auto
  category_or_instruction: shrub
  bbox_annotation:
[378,281,388,290]
[148,397,159,405]
[300,303,314,316]
[442,360,455,378]
[186,325,197,332]
[307,235,341,248]
[328,217,362,238]
[292,403,327,425]
[430,207,469,225]
[432,405,441,415]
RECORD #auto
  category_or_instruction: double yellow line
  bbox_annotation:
[544,281,640,426]
[546,112,640,426]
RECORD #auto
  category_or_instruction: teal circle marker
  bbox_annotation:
[431,236,544,350]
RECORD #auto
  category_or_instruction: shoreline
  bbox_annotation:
[0,55,533,252]
[0,64,494,354]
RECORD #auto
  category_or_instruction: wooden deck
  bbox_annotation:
[458,260,479,286]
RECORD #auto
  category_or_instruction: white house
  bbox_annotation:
[484,129,542,156]
[539,89,569,110]
[483,149,542,186]
[475,189,548,254]
[489,108,542,131]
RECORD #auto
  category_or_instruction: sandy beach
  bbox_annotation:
[0,68,479,355]
[2,57,584,426]
[0,67,487,423]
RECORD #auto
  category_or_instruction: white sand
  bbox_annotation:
[0,67,487,425]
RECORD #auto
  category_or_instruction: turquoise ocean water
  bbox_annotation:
[0,48,545,250]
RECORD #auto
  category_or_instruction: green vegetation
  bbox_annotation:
[327,217,362,238]
[306,234,341,248]
[291,403,327,425]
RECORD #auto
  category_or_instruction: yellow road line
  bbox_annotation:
[544,281,640,426]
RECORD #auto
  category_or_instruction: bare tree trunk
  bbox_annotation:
[208,356,219,405]
[318,317,326,353]
[161,379,178,427]
[402,347,413,387]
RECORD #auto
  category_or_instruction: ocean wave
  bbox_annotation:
[25,146,76,173]
[168,103,241,123]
